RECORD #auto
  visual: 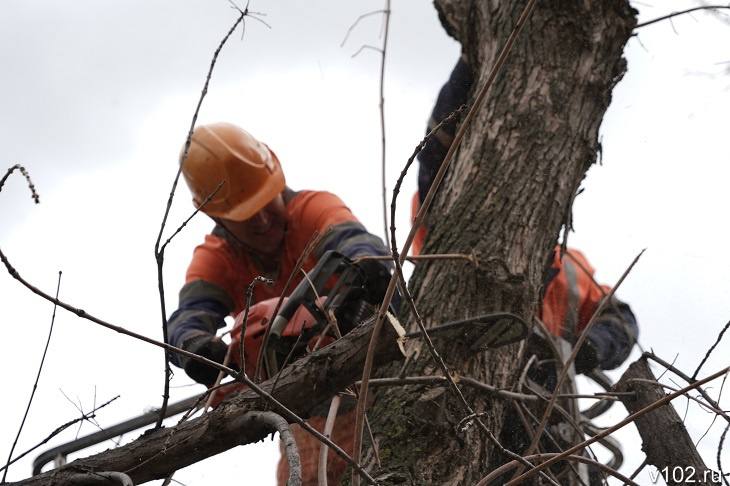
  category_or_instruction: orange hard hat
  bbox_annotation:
[181,122,285,221]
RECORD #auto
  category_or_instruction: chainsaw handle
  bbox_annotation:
[276,250,346,323]
[264,315,289,375]
[264,251,348,376]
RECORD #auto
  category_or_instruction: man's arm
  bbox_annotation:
[569,249,639,372]
[418,55,473,203]
[167,239,237,386]
[294,191,393,306]
[579,297,638,371]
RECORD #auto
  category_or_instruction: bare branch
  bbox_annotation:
[340,10,387,47]
[2,271,62,482]
[350,45,382,58]
[153,9,249,428]
[635,5,730,29]
[159,181,225,254]
[694,319,730,380]
[1,164,39,203]
[378,1,391,248]
[719,422,730,486]
[239,276,274,376]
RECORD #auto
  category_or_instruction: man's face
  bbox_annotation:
[219,194,287,257]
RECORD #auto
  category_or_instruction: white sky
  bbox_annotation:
[0,1,728,485]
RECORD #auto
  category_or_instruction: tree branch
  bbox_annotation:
[613,358,720,485]
[635,6,730,29]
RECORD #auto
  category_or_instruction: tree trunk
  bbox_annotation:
[363,1,636,484]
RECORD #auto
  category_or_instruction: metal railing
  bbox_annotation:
[32,394,202,475]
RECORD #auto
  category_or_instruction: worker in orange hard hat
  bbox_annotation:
[167,122,393,485]
[411,57,638,374]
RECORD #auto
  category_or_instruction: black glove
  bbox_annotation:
[356,259,391,306]
[181,334,228,387]
[574,338,600,375]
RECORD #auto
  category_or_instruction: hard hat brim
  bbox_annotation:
[209,164,286,221]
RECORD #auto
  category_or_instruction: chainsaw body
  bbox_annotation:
[210,251,377,405]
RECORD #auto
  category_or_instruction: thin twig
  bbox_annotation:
[351,2,540,483]
[506,364,730,485]
[159,181,225,253]
[697,386,724,449]
[644,351,730,424]
[239,276,274,376]
[378,2,391,248]
[0,396,119,474]
[628,457,648,482]
[204,350,234,412]
[627,378,728,417]
[340,10,387,47]
[153,9,249,429]
[635,5,730,29]
[0,164,39,203]
[2,271,62,482]
[719,421,730,486]
[340,5,392,247]
[269,329,306,398]
[350,45,382,58]
[693,319,730,380]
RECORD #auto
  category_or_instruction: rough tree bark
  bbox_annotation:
[361,1,636,484]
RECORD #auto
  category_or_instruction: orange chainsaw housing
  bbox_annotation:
[208,296,331,407]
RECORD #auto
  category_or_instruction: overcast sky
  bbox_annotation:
[1,1,729,485]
